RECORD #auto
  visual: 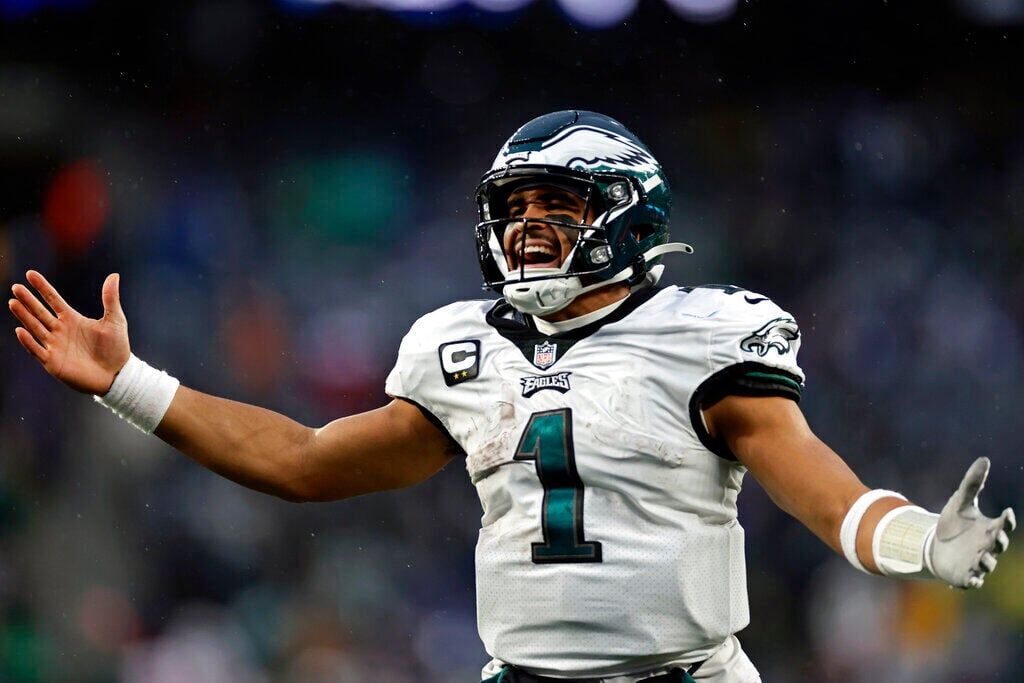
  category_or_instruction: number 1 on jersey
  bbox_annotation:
[514,408,602,564]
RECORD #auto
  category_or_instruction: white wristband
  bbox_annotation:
[840,489,907,574]
[94,353,180,434]
[872,505,939,578]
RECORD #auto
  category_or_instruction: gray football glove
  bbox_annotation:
[929,457,1016,589]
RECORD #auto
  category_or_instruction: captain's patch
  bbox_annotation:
[438,340,480,386]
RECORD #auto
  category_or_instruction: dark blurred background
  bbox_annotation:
[1,0,1023,681]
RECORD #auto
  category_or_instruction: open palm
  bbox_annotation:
[8,270,130,395]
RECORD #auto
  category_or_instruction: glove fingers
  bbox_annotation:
[988,509,1014,545]
[966,574,985,589]
[993,529,1010,555]
[979,552,998,573]
[1001,507,1017,533]
[954,457,990,511]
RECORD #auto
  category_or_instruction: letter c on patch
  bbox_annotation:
[438,340,481,386]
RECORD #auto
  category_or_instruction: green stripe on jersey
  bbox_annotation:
[744,370,801,393]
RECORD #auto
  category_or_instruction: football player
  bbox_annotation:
[8,110,1016,683]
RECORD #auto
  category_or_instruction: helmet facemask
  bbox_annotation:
[474,110,692,316]
[475,167,651,315]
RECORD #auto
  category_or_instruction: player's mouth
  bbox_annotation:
[507,235,563,270]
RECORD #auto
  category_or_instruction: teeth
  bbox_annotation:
[524,245,556,256]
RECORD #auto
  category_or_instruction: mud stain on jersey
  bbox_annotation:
[467,380,520,483]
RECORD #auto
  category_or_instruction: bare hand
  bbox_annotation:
[8,270,131,395]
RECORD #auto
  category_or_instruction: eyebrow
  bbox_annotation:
[507,191,584,208]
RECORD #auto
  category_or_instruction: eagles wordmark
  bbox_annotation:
[520,372,572,398]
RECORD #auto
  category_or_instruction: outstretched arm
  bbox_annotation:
[702,395,879,562]
[703,395,1015,587]
[9,271,457,502]
[156,389,458,501]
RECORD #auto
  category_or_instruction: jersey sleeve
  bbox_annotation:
[385,316,467,457]
[383,330,412,401]
[689,291,805,460]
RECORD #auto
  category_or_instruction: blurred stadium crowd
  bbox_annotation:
[1,1,1023,681]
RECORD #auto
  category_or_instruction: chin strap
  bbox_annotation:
[645,242,694,259]
[561,241,696,304]
[504,241,695,316]
[635,242,695,289]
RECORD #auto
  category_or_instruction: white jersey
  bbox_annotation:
[385,285,804,678]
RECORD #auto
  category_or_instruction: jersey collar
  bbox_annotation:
[532,296,631,335]
[485,286,662,369]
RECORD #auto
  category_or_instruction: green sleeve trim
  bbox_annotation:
[688,361,804,461]
[744,370,802,394]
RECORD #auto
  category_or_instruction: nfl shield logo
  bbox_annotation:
[533,341,557,369]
